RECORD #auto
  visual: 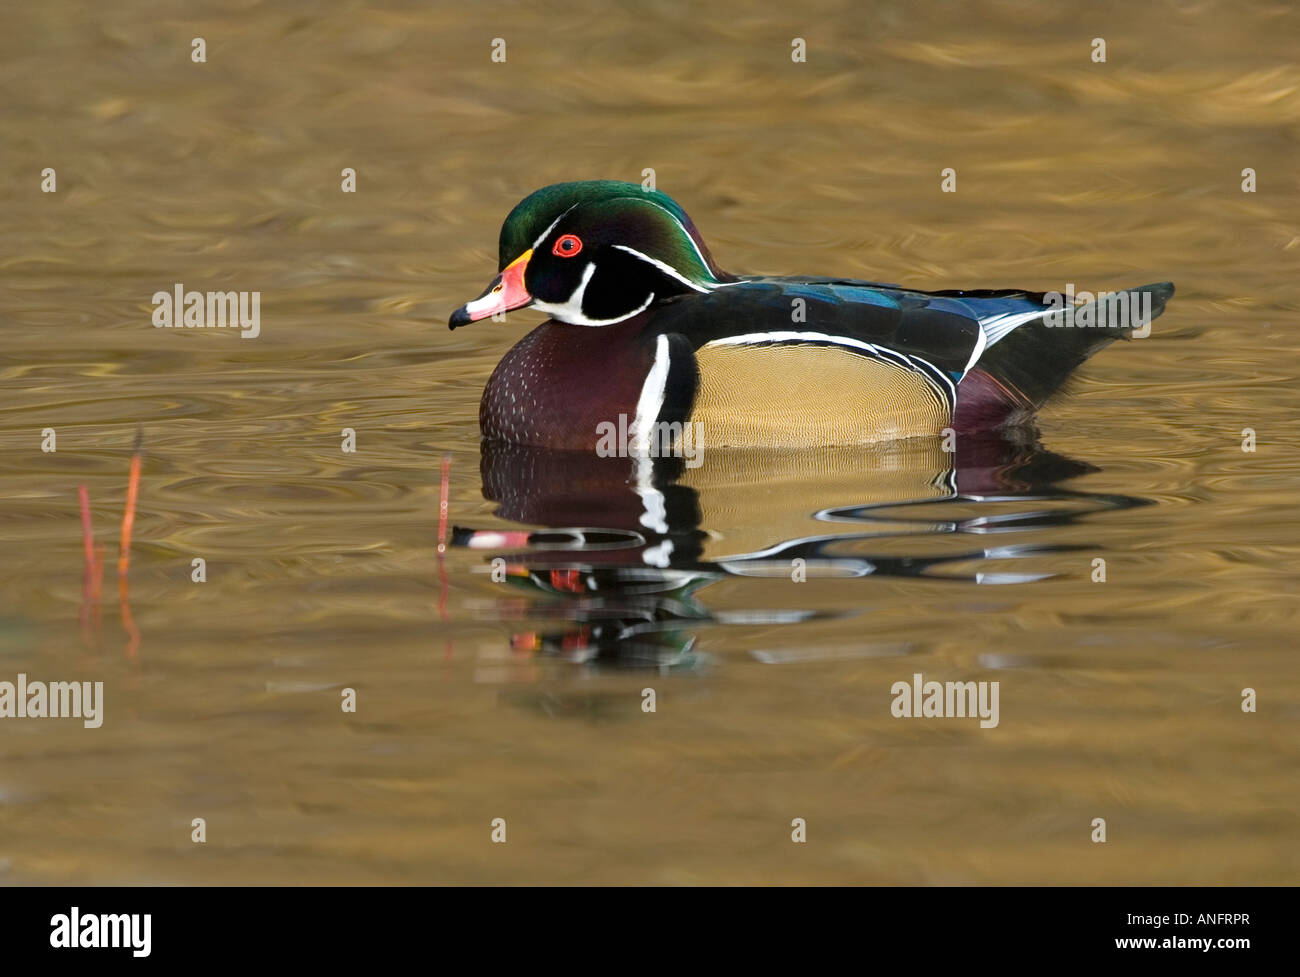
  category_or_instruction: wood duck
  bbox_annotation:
[449,181,1173,450]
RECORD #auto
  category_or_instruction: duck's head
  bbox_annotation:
[449,181,728,329]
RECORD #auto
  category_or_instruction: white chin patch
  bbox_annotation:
[532,261,654,326]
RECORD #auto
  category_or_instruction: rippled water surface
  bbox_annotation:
[1,0,1297,883]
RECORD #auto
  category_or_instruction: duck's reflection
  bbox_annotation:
[454,430,1147,669]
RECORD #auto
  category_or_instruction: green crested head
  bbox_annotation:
[451,180,730,329]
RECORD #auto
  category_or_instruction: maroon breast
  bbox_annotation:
[480,318,656,449]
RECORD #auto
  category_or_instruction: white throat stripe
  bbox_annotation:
[532,261,655,326]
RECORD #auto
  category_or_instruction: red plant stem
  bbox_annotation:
[118,451,141,577]
[437,454,451,554]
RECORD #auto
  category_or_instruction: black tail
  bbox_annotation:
[976,282,1173,409]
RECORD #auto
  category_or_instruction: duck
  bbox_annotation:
[449,180,1173,450]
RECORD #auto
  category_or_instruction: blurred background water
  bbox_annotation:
[0,0,1296,883]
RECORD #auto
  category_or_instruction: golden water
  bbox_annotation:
[1,0,1297,883]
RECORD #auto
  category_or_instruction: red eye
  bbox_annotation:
[552,234,582,257]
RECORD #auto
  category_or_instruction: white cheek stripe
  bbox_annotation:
[532,261,655,327]
[531,261,596,322]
